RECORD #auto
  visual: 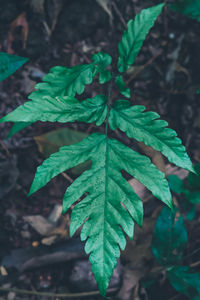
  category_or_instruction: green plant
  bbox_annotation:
[170,0,200,22]
[0,52,28,82]
[0,3,195,296]
[152,206,200,299]
[168,163,200,220]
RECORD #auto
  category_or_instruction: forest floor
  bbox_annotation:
[0,0,200,299]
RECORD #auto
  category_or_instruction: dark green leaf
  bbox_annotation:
[7,122,32,139]
[109,100,194,172]
[0,52,28,82]
[184,190,200,204]
[115,75,130,98]
[117,3,164,72]
[188,163,200,190]
[167,266,200,300]
[92,52,112,84]
[168,175,184,194]
[0,95,107,126]
[170,0,200,21]
[152,206,188,266]
[29,133,172,295]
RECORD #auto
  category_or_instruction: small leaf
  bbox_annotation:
[109,100,194,173]
[29,133,172,295]
[7,122,32,139]
[117,3,164,72]
[168,175,184,194]
[34,127,91,175]
[152,206,188,266]
[115,75,130,98]
[197,87,200,94]
[0,52,28,82]
[170,0,200,22]
[167,266,200,300]
[92,52,112,84]
[0,95,107,126]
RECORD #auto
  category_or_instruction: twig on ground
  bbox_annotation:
[111,1,127,29]
[0,286,117,298]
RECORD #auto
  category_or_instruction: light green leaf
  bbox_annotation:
[29,133,171,295]
[115,75,130,98]
[7,122,32,139]
[0,52,28,82]
[152,206,188,267]
[109,100,194,173]
[0,95,107,126]
[117,3,164,72]
[92,52,112,84]
[167,266,200,300]
[170,0,200,22]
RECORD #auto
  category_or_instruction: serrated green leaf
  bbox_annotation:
[30,64,95,100]
[0,52,28,82]
[9,53,112,137]
[115,75,130,98]
[152,206,188,266]
[167,266,200,300]
[168,175,184,194]
[29,133,172,295]
[170,0,200,22]
[117,3,164,72]
[29,53,111,101]
[109,100,194,173]
[92,52,112,84]
[7,122,32,139]
[0,95,107,126]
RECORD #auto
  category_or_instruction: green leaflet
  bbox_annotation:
[109,100,194,173]
[7,122,32,139]
[29,133,171,295]
[117,3,164,72]
[34,127,91,175]
[0,52,28,82]
[197,87,200,94]
[0,95,107,126]
[10,52,111,137]
[152,206,188,267]
[167,266,200,300]
[30,52,111,101]
[92,52,112,84]
[115,75,130,98]
[170,0,200,22]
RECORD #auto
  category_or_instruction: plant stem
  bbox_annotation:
[105,73,113,137]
